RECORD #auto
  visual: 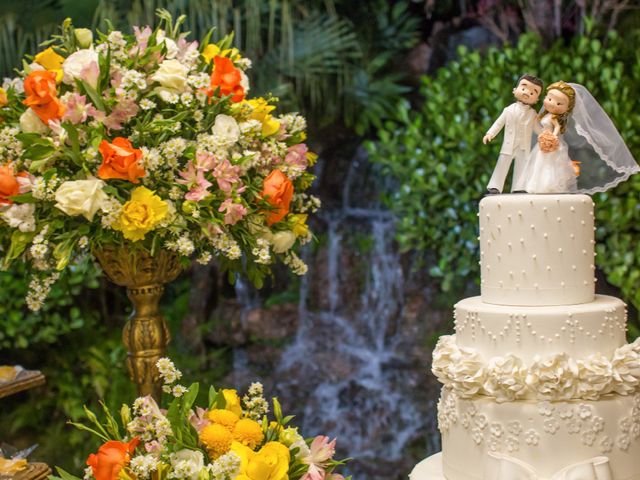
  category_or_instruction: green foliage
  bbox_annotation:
[0,259,100,348]
[367,30,640,322]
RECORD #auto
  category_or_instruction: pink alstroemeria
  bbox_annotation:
[104,99,139,130]
[300,436,338,480]
[62,93,97,124]
[212,158,241,195]
[195,151,216,171]
[131,26,153,56]
[189,407,211,433]
[176,38,199,62]
[285,144,309,168]
[219,198,247,225]
[177,161,213,202]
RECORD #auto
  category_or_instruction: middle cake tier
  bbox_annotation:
[454,295,627,361]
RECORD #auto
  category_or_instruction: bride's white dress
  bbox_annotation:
[523,115,577,194]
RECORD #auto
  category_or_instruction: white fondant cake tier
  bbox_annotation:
[479,194,595,306]
[409,453,445,480]
[454,295,627,361]
[438,388,640,480]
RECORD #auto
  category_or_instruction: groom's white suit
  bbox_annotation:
[486,102,541,192]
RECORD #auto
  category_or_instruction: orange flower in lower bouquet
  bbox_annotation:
[86,438,140,480]
[98,137,145,183]
[261,170,294,226]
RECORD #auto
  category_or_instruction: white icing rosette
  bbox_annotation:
[526,354,579,401]
[483,355,528,402]
[576,353,614,400]
[611,339,640,395]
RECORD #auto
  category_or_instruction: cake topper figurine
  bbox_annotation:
[483,74,543,194]
[521,81,640,194]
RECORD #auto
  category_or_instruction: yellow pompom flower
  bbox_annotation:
[231,441,290,480]
[233,418,265,449]
[246,98,280,137]
[222,389,243,417]
[34,47,64,83]
[207,408,240,431]
[200,424,233,459]
[113,187,168,241]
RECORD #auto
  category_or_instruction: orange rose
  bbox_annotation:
[22,70,65,124]
[86,438,139,480]
[260,170,294,226]
[98,137,145,183]
[0,165,20,205]
[209,56,245,103]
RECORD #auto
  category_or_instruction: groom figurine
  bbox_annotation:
[483,74,543,194]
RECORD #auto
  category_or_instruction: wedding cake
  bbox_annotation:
[410,194,640,480]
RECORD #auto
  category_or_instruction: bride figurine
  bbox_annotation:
[521,81,639,194]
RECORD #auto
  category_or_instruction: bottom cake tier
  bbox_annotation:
[437,388,640,480]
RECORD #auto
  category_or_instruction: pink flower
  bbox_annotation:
[176,38,199,62]
[144,441,163,454]
[285,144,308,168]
[300,436,337,480]
[189,407,211,433]
[219,198,247,225]
[212,158,241,194]
[104,99,139,130]
[195,151,215,171]
[79,61,100,90]
[62,93,97,124]
[177,161,213,202]
[131,26,153,56]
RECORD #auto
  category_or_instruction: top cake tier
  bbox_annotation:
[480,194,595,306]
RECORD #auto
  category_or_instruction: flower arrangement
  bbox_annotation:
[54,358,349,480]
[0,11,319,310]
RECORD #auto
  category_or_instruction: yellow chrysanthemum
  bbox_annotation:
[222,389,243,417]
[200,424,233,459]
[207,408,240,431]
[246,98,280,137]
[113,187,168,242]
[233,418,265,449]
[34,47,64,83]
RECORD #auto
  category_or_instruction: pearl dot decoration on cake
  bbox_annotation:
[480,195,595,306]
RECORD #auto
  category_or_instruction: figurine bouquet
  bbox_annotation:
[0,11,318,311]
[53,359,350,480]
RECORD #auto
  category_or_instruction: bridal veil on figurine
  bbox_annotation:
[484,77,639,194]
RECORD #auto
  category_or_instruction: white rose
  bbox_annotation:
[54,179,108,221]
[431,335,459,385]
[152,59,189,92]
[20,108,47,133]
[1,204,36,232]
[169,449,203,480]
[62,49,100,88]
[212,114,240,145]
[611,341,640,395]
[271,230,296,253]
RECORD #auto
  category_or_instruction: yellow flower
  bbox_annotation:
[246,98,280,137]
[0,87,7,107]
[207,409,240,431]
[222,389,243,417]
[200,424,233,459]
[233,418,265,449]
[34,47,64,83]
[202,44,241,63]
[306,151,318,166]
[231,441,290,480]
[114,187,168,242]
[290,214,309,238]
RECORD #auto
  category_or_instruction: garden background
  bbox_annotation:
[1,1,639,479]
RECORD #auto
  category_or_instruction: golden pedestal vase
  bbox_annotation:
[93,246,182,400]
